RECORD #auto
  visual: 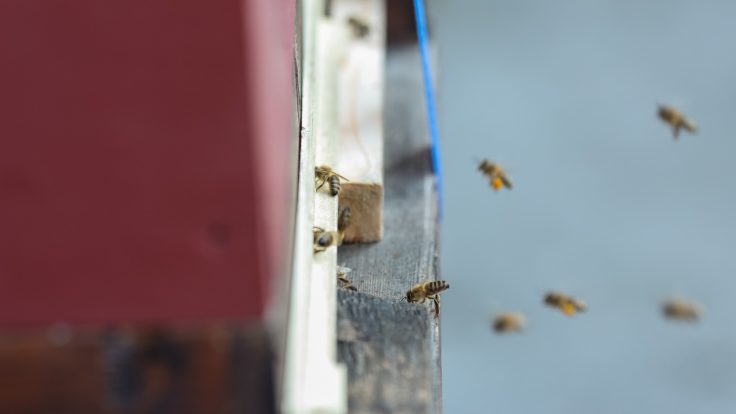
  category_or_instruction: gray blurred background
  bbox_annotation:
[431,1,736,413]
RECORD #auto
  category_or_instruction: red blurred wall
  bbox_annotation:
[0,0,294,326]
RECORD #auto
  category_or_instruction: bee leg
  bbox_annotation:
[315,177,327,190]
[425,295,438,316]
[337,275,354,289]
[501,176,513,190]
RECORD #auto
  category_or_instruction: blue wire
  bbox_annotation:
[413,0,444,220]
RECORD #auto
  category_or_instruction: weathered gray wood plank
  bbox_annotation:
[337,45,441,414]
[337,292,439,414]
[338,46,438,299]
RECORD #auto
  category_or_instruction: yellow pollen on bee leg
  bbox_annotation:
[491,177,503,190]
[561,303,576,316]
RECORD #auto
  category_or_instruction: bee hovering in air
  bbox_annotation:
[658,105,698,140]
[544,292,587,316]
[315,165,348,197]
[313,226,339,253]
[337,206,351,245]
[477,159,512,191]
[662,298,702,323]
[492,312,526,334]
[347,16,370,38]
[404,280,450,317]
[336,265,357,291]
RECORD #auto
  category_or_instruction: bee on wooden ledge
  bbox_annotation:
[404,280,450,317]
[337,265,357,291]
[347,16,370,38]
[313,226,339,253]
[337,206,351,243]
[315,165,348,196]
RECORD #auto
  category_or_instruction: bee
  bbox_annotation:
[492,312,526,334]
[347,16,370,38]
[658,105,698,140]
[315,165,348,196]
[544,292,587,316]
[337,206,351,238]
[662,299,702,322]
[477,159,512,191]
[313,226,339,253]
[404,280,450,317]
[337,265,357,291]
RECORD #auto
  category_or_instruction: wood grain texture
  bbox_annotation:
[336,292,439,414]
[336,45,441,413]
[339,183,383,242]
[333,0,386,243]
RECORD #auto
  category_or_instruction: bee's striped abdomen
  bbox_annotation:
[427,280,450,295]
[328,175,341,196]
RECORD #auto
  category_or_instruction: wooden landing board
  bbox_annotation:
[332,0,386,243]
[337,46,441,413]
[337,291,439,413]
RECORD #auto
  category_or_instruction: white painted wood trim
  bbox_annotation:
[281,0,348,413]
[333,0,386,243]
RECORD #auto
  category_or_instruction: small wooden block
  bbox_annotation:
[340,182,383,242]
[333,0,386,243]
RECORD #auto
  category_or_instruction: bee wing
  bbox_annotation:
[334,172,349,181]
[682,119,698,133]
[500,175,513,189]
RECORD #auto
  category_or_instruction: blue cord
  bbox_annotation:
[413,0,444,220]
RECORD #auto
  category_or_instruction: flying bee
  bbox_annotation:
[662,298,702,322]
[404,280,450,317]
[544,292,587,316]
[336,265,357,291]
[492,312,526,334]
[313,226,339,253]
[477,159,512,191]
[658,105,698,140]
[347,16,370,38]
[315,165,348,196]
[337,206,351,244]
